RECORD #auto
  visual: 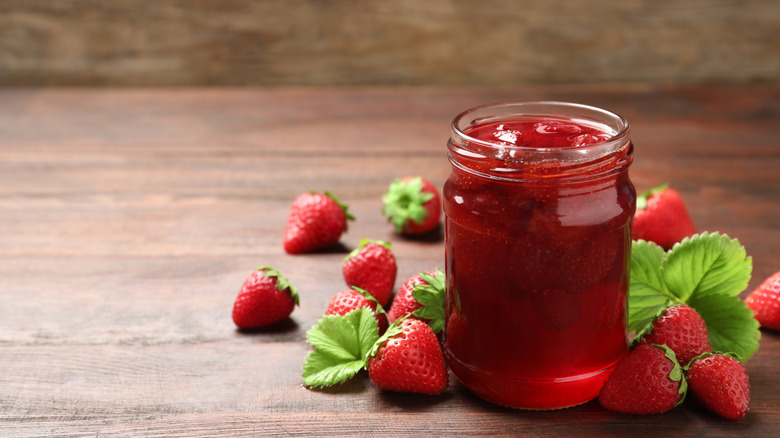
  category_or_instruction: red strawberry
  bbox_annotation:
[367,317,448,395]
[325,287,389,334]
[686,353,750,420]
[599,344,687,414]
[342,239,397,307]
[632,184,696,250]
[232,266,299,329]
[386,269,446,333]
[636,305,712,365]
[283,191,354,254]
[382,176,441,235]
[744,271,780,330]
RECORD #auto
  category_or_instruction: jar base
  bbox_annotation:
[445,349,618,410]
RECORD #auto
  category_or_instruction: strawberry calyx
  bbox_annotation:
[350,286,387,316]
[382,177,435,232]
[315,190,355,222]
[411,269,446,333]
[652,343,688,406]
[367,315,409,360]
[685,350,743,369]
[342,238,391,263]
[636,183,669,210]
[257,265,299,306]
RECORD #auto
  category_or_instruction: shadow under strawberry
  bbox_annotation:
[299,241,352,255]
[393,222,444,244]
[235,317,300,337]
[375,386,454,410]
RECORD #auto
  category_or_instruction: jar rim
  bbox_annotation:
[450,101,630,155]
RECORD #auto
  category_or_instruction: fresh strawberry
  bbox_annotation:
[283,191,354,254]
[367,317,448,395]
[232,266,299,329]
[632,184,696,250]
[636,305,712,365]
[599,344,687,414]
[382,176,441,235]
[685,353,750,420]
[386,269,446,333]
[744,271,780,330]
[342,239,397,307]
[325,287,389,334]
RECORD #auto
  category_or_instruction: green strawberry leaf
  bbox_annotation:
[258,265,299,306]
[662,232,752,302]
[688,293,761,362]
[301,350,366,388]
[302,308,380,387]
[628,232,759,362]
[627,241,675,332]
[411,269,446,333]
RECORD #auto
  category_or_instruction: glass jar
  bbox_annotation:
[443,102,635,409]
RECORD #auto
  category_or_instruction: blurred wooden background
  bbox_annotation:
[0,0,778,86]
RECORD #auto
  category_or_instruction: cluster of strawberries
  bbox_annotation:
[230,178,780,418]
[635,184,780,332]
[231,176,449,394]
[603,184,780,419]
[599,304,750,419]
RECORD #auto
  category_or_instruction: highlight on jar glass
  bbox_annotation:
[442,102,636,410]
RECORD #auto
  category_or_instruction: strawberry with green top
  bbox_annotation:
[326,287,389,335]
[302,309,448,395]
[382,176,441,235]
[342,239,397,307]
[599,344,687,414]
[632,184,696,250]
[367,317,448,395]
[685,352,750,420]
[386,269,446,333]
[232,266,299,329]
[744,271,780,331]
[635,305,712,366]
[284,191,354,254]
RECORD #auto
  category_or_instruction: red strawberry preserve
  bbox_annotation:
[443,102,635,409]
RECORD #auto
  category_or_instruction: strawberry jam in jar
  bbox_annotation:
[443,102,635,409]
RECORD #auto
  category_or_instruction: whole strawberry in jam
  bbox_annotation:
[744,271,780,331]
[283,191,354,254]
[342,239,397,307]
[232,266,299,329]
[632,184,696,250]
[382,177,441,235]
[636,305,712,366]
[325,287,389,334]
[599,344,687,414]
[367,317,448,395]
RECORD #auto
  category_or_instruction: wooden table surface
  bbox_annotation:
[1,85,778,437]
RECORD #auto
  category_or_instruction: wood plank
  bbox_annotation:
[0,1,778,86]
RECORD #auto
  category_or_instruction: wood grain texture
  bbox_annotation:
[1,85,779,437]
[0,0,778,86]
